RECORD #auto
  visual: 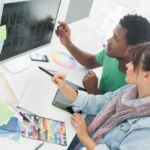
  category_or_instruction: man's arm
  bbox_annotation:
[56,21,102,69]
[66,43,102,69]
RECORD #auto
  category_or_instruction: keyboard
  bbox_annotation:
[19,71,57,116]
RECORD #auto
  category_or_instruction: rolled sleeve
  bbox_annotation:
[70,84,132,115]
[70,90,88,111]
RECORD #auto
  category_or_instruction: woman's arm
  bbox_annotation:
[71,113,97,150]
[52,73,77,102]
[52,73,132,115]
[60,85,77,102]
[71,113,110,150]
[80,136,96,150]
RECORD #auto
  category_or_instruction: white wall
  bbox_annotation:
[136,0,150,21]
[87,0,150,44]
[0,0,150,48]
[112,0,150,21]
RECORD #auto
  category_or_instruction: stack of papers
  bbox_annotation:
[0,103,24,141]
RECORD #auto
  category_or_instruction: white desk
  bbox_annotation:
[0,30,90,150]
[0,8,103,149]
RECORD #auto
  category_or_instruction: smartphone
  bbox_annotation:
[30,53,49,62]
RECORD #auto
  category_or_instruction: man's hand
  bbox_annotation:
[56,21,72,48]
[82,70,100,95]
[71,113,88,140]
[56,21,71,37]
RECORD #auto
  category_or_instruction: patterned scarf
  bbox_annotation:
[75,86,150,149]
[89,86,150,140]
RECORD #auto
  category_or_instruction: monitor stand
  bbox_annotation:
[3,55,31,74]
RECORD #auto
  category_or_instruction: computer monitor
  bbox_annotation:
[0,0,61,73]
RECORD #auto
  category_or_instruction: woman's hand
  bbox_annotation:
[51,72,66,89]
[71,113,89,140]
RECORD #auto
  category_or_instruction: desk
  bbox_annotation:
[0,37,89,150]
[0,2,103,148]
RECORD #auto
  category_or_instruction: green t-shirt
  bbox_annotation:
[96,49,127,94]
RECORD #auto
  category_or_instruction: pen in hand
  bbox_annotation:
[39,67,54,77]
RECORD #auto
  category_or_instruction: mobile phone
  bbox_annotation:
[30,53,49,62]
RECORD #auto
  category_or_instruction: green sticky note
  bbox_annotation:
[0,25,7,40]
[0,103,14,125]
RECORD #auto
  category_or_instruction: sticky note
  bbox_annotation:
[0,25,7,40]
[0,103,14,125]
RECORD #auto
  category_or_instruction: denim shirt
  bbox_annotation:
[70,84,150,150]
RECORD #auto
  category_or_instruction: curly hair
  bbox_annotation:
[119,14,150,45]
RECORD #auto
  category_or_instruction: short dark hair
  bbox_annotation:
[132,42,150,71]
[119,14,150,45]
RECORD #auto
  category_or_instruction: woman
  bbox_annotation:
[52,42,150,150]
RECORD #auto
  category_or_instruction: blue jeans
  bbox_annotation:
[67,114,95,150]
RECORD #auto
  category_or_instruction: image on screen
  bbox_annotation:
[0,0,61,61]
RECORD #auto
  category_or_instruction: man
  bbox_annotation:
[56,14,150,94]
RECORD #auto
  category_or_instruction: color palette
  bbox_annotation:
[22,114,67,146]
[51,52,76,69]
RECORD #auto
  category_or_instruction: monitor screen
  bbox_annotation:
[0,0,61,62]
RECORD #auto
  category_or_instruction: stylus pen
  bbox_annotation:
[34,142,45,150]
[38,66,54,77]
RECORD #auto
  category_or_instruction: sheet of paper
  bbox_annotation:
[0,25,6,40]
[0,72,18,105]
[0,103,14,125]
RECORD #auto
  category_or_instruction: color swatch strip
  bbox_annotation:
[22,114,67,146]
